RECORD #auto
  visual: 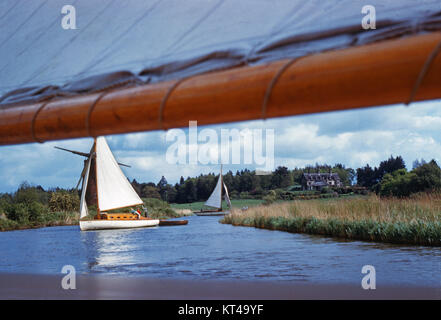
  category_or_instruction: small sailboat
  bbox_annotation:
[57,136,159,231]
[194,165,231,216]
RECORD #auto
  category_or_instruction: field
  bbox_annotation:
[221,193,441,246]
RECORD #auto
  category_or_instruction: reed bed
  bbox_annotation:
[221,194,441,246]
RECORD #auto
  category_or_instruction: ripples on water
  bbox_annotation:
[0,216,439,286]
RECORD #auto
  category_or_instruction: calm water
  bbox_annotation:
[0,216,440,286]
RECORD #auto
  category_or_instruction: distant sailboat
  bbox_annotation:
[195,165,231,216]
[57,136,159,231]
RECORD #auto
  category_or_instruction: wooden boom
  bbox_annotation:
[1,32,441,146]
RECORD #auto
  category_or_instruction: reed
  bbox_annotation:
[221,193,441,246]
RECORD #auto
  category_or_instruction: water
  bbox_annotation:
[0,216,440,286]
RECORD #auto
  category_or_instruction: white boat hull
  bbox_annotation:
[80,219,159,231]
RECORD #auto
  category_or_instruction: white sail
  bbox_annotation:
[95,136,143,211]
[204,175,222,209]
[79,156,92,219]
[223,183,231,209]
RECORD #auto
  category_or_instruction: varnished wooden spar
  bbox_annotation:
[1,32,441,145]
[159,220,188,226]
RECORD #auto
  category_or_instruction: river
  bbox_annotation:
[0,216,439,287]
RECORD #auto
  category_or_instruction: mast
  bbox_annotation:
[94,137,100,218]
[219,164,223,212]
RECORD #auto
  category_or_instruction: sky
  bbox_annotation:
[0,99,440,193]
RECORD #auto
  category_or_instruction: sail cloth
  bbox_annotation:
[223,183,231,209]
[1,0,441,104]
[95,137,143,211]
[79,156,92,218]
[205,175,223,209]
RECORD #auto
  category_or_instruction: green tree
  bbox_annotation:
[142,185,161,199]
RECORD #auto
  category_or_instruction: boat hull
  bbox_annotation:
[159,220,188,226]
[79,219,159,231]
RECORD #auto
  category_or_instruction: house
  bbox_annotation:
[301,172,342,190]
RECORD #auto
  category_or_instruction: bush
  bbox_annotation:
[49,190,80,212]
[28,201,47,222]
[320,187,331,194]
[0,219,19,231]
[143,198,178,218]
[263,190,277,205]
[230,190,239,199]
[239,192,251,199]
[5,203,29,222]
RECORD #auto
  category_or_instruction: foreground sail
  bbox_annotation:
[69,137,159,231]
[195,166,231,216]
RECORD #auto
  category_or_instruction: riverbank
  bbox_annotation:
[1,273,439,299]
[0,211,79,232]
[220,193,441,246]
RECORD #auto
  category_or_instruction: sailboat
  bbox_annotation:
[194,165,232,216]
[57,136,159,231]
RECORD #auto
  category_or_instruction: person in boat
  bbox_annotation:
[142,205,149,217]
[130,207,141,219]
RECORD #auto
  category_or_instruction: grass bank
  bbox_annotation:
[220,194,441,246]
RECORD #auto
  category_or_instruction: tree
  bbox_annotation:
[157,176,169,201]
[356,164,376,188]
[376,155,405,182]
[184,179,197,203]
[379,159,441,197]
[157,176,168,189]
[412,158,427,169]
[271,166,292,189]
[14,181,48,205]
[333,164,355,186]
[379,169,413,197]
[412,159,441,192]
[357,156,406,190]
[142,185,161,199]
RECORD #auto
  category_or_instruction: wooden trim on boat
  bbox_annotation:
[1,32,441,145]
[159,220,188,226]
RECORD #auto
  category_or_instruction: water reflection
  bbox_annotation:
[80,228,151,274]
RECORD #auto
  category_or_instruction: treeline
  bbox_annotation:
[356,156,441,197]
[131,163,356,204]
[132,156,441,203]
[0,182,79,230]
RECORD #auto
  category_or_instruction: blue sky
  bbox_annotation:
[1,99,440,193]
